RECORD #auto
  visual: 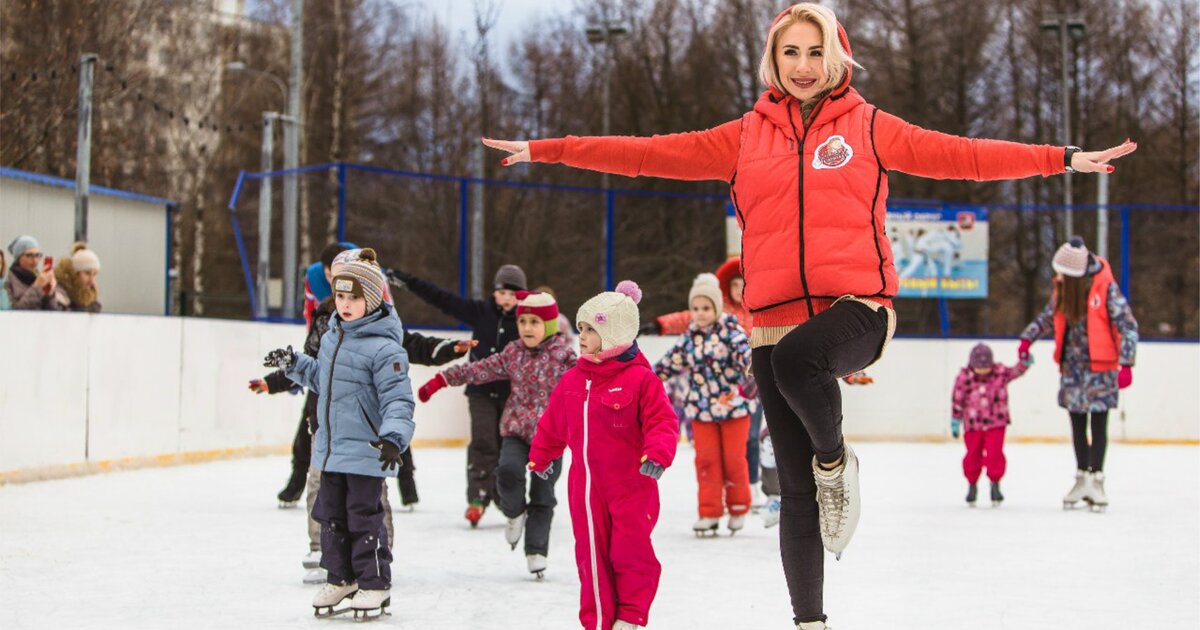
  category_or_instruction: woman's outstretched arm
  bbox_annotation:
[483,119,742,183]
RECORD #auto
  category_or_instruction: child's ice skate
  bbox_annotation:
[349,588,391,622]
[693,517,720,537]
[278,473,305,508]
[762,495,781,528]
[727,513,746,535]
[990,481,1004,507]
[1085,472,1108,513]
[312,581,357,618]
[526,553,547,580]
[505,512,527,550]
[465,501,486,528]
[613,621,643,630]
[965,483,978,507]
[813,444,861,560]
[1062,470,1090,510]
[303,550,321,569]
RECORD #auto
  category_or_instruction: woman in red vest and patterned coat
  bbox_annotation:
[1019,237,1138,514]
[484,3,1137,628]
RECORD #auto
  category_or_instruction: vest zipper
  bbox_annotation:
[786,99,827,318]
[322,327,346,471]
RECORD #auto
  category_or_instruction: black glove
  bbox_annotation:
[385,268,412,291]
[639,458,664,480]
[531,461,554,481]
[638,320,661,336]
[263,345,296,370]
[370,439,403,472]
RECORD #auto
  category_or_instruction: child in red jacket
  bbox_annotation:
[529,281,679,630]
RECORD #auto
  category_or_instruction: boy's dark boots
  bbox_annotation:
[965,483,978,507]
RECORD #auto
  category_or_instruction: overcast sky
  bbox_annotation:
[412,0,569,52]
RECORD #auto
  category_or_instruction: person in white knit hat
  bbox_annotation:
[655,273,756,536]
[1019,236,1139,513]
[527,280,680,630]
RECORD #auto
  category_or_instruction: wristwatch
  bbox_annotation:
[1063,146,1082,173]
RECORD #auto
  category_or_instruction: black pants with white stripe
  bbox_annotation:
[314,472,392,589]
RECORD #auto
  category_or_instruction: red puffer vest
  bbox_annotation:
[731,18,897,325]
[1053,257,1121,372]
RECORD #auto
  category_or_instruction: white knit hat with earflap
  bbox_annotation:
[576,280,642,353]
[1052,236,1090,278]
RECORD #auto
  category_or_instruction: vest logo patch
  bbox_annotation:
[813,135,853,170]
[1091,294,1103,309]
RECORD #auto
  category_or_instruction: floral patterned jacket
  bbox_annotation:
[654,313,756,422]
[952,362,1030,432]
[442,333,577,442]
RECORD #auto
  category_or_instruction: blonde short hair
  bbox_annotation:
[758,3,861,96]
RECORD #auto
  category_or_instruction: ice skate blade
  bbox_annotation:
[967,502,976,508]
[1089,505,1108,513]
[279,500,299,509]
[352,599,391,622]
[313,605,352,619]
[991,501,1002,508]
[834,551,843,561]
[693,529,718,538]
[531,571,545,580]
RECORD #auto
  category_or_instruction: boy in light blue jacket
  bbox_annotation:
[264,248,414,620]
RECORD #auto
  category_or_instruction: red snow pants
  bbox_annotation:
[692,415,752,518]
[963,427,1007,484]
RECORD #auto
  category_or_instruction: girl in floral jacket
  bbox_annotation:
[418,291,577,577]
[951,343,1030,507]
[655,273,756,535]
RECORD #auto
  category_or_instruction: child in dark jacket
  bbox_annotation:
[265,248,415,619]
[654,273,756,535]
[418,291,577,577]
[390,263,526,525]
[529,280,679,630]
[951,343,1031,507]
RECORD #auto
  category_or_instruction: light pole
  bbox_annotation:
[226,62,296,319]
[586,21,627,289]
[1041,16,1086,238]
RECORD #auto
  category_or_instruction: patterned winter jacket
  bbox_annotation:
[951,362,1030,432]
[654,313,756,422]
[442,333,577,442]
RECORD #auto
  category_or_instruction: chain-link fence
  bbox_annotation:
[225,163,1199,340]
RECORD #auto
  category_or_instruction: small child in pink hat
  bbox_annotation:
[951,342,1032,507]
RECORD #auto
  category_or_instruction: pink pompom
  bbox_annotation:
[614,280,642,304]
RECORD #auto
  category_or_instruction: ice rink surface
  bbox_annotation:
[1,442,1197,630]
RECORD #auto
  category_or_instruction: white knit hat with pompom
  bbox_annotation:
[576,280,642,352]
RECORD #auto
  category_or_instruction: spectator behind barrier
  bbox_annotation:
[0,248,10,310]
[4,235,61,311]
[54,242,102,313]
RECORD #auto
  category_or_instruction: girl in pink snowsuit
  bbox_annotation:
[529,281,679,630]
[951,343,1031,506]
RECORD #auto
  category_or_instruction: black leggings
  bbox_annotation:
[1069,411,1110,472]
[752,300,890,624]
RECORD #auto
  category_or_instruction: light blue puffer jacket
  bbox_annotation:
[286,304,416,478]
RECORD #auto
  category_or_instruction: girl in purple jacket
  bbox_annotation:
[418,291,577,578]
[951,343,1031,507]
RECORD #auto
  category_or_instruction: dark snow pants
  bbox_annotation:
[313,472,392,590]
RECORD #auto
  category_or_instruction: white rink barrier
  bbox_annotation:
[1,311,1196,482]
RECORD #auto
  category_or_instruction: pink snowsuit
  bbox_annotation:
[529,348,680,630]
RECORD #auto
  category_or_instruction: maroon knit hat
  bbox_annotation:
[969,343,994,370]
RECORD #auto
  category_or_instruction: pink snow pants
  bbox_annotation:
[569,475,662,630]
[963,427,1007,484]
